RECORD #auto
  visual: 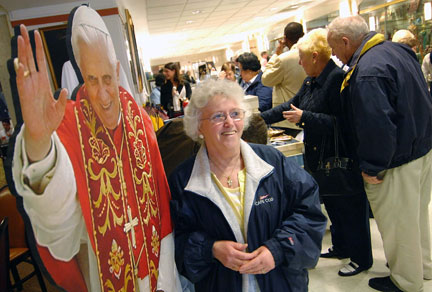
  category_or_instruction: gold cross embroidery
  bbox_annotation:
[123,206,139,248]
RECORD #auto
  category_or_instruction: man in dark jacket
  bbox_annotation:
[328,15,432,292]
[237,52,273,112]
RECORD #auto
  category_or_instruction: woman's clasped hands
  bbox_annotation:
[212,240,275,274]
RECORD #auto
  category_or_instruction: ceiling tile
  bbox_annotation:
[207,10,237,18]
[187,0,219,3]
[146,0,187,8]
[213,3,248,12]
[148,20,177,26]
[179,14,207,21]
[147,11,182,21]
[184,2,219,10]
[147,5,185,14]
[220,0,249,3]
[149,28,175,34]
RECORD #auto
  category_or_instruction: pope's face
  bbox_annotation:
[79,42,120,130]
[199,95,244,153]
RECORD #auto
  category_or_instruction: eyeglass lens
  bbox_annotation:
[210,109,244,123]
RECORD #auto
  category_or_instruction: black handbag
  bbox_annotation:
[311,118,364,196]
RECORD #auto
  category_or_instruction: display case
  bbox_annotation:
[360,0,432,60]
[273,139,304,167]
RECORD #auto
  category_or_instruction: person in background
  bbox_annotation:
[237,52,273,112]
[184,70,196,84]
[209,65,219,79]
[231,55,241,80]
[161,62,192,118]
[262,22,307,108]
[328,15,432,292]
[260,51,269,70]
[0,118,13,145]
[218,61,237,82]
[149,73,164,106]
[198,65,208,81]
[422,50,432,92]
[0,90,11,124]
[169,79,326,292]
[392,29,418,52]
[261,28,372,277]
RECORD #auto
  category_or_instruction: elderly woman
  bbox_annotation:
[169,79,326,291]
[261,28,373,277]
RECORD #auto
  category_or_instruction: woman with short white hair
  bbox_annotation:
[169,79,326,291]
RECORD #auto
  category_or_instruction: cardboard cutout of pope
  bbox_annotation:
[9,5,180,292]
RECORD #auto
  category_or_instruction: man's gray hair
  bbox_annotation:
[183,79,251,142]
[71,6,117,69]
[328,15,369,44]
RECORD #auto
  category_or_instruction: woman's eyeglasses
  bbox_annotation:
[201,109,245,124]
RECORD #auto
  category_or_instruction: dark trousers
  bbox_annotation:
[322,191,373,268]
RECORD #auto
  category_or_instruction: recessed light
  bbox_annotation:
[192,10,202,15]
[290,5,299,9]
[186,20,194,24]
[270,7,278,11]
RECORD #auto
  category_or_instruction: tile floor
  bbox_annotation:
[309,206,432,292]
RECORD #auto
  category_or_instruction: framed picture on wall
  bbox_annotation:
[125,9,144,93]
[39,24,68,90]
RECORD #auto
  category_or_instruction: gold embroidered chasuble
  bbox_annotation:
[70,86,167,291]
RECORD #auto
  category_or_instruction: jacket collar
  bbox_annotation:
[348,31,385,68]
[341,32,385,92]
[184,140,274,243]
[246,71,263,89]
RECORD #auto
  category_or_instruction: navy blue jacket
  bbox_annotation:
[341,32,432,176]
[261,60,345,171]
[245,71,273,112]
[169,141,326,292]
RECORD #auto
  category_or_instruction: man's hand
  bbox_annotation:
[275,38,285,56]
[218,71,227,80]
[15,25,67,162]
[238,246,275,275]
[361,172,383,184]
[283,104,303,124]
[212,241,255,271]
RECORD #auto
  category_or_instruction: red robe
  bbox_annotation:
[36,86,172,292]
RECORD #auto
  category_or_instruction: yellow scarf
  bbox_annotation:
[341,33,385,92]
